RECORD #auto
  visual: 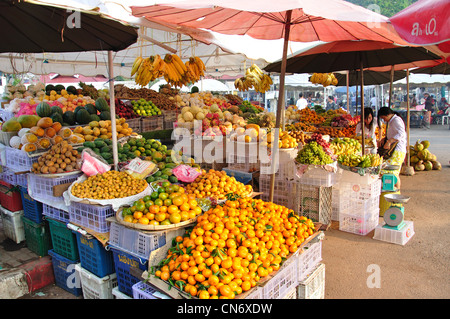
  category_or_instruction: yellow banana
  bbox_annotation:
[172,54,187,73]
[131,56,143,76]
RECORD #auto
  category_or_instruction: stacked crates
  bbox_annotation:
[48,249,82,297]
[21,216,52,257]
[68,202,115,233]
[141,116,163,132]
[336,177,382,236]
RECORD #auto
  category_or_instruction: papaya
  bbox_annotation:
[37,117,53,129]
[17,115,39,128]
[1,118,22,132]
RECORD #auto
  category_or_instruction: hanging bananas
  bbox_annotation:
[309,72,338,87]
[234,64,273,93]
[132,54,167,87]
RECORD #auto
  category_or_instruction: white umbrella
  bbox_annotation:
[190,79,230,92]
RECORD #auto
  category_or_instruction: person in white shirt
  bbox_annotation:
[296,93,308,110]
[370,95,377,109]
[378,107,407,189]
[355,108,378,154]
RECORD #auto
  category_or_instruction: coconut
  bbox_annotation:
[424,160,433,171]
[414,163,425,171]
[432,161,442,170]
[421,140,430,149]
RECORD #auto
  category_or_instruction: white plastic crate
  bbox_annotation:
[0,206,25,244]
[373,221,415,246]
[260,148,297,178]
[28,172,83,202]
[259,175,292,198]
[141,116,163,132]
[283,286,297,299]
[297,263,325,299]
[69,202,115,233]
[4,147,38,172]
[337,179,381,201]
[0,131,18,146]
[244,286,264,299]
[339,168,380,185]
[295,166,338,187]
[15,173,28,188]
[75,264,118,299]
[132,281,171,299]
[339,206,379,236]
[290,181,333,224]
[297,240,323,282]
[226,152,259,172]
[262,254,298,299]
[112,286,132,299]
[108,221,167,260]
[42,203,70,224]
[0,168,17,185]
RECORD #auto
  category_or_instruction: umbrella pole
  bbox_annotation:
[346,71,350,113]
[403,69,414,176]
[360,60,365,155]
[388,65,394,108]
[269,10,292,203]
[108,51,119,170]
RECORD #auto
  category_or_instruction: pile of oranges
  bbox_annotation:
[185,169,253,201]
[152,196,316,299]
[122,182,203,226]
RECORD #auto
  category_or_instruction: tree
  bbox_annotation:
[346,0,418,17]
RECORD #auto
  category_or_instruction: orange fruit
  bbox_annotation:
[168,205,179,215]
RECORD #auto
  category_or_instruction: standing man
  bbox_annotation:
[370,94,377,110]
[296,93,308,110]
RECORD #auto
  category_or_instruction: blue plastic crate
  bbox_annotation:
[223,168,253,185]
[48,249,82,297]
[111,247,148,297]
[74,231,115,278]
[19,186,43,224]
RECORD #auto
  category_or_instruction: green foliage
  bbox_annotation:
[345,0,417,17]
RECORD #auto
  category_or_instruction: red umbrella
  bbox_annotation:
[131,0,410,201]
[390,0,450,62]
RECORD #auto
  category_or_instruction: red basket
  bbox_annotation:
[0,180,23,212]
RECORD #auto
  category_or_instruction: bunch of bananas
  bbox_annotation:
[330,137,362,156]
[309,73,338,87]
[132,55,166,87]
[132,54,206,88]
[338,153,382,168]
[234,64,273,93]
[185,56,205,80]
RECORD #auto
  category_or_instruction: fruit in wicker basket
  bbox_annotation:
[31,140,81,174]
[121,183,202,226]
[185,169,252,201]
[151,197,316,299]
[71,170,147,200]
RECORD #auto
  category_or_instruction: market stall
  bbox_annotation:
[1,0,447,302]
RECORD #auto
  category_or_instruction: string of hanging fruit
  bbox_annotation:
[131,54,206,88]
[309,73,338,87]
[234,64,273,93]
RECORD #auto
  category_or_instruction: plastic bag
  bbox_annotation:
[120,157,157,180]
[172,164,202,183]
[80,148,111,176]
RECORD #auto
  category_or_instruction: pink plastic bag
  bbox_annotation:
[172,164,202,183]
[81,149,111,176]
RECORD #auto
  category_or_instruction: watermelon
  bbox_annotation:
[99,111,111,120]
[74,106,84,118]
[95,97,109,112]
[45,84,55,92]
[51,113,64,124]
[76,109,92,125]
[36,102,52,117]
[54,84,65,93]
[85,103,97,115]
[90,114,101,122]
[62,111,76,125]
[51,106,64,116]
[66,85,77,95]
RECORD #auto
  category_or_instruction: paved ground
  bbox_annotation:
[1,124,449,299]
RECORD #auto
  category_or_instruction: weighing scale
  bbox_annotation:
[382,193,410,230]
[381,164,400,192]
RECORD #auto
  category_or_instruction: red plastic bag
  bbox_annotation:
[172,164,202,183]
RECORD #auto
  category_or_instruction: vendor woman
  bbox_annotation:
[355,107,378,154]
[377,107,407,189]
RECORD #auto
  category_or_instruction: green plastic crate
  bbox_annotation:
[22,217,52,257]
[47,218,79,262]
